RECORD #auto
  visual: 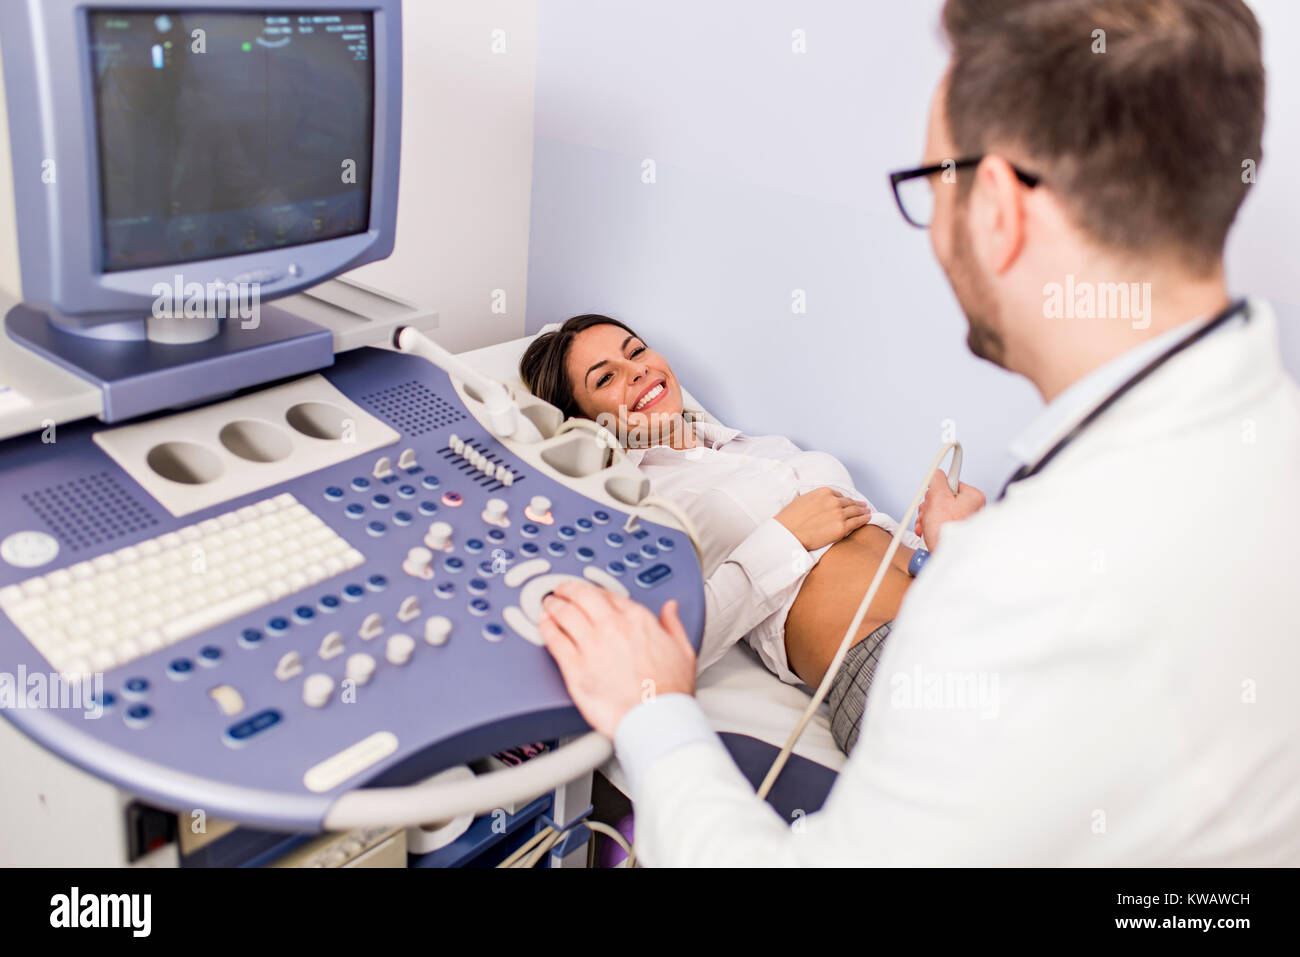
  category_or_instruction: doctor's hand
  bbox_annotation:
[775,487,872,550]
[915,469,986,551]
[539,581,697,739]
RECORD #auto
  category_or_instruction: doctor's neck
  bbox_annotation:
[1009,255,1231,404]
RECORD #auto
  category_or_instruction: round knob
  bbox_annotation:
[424,615,452,646]
[424,521,453,550]
[483,498,508,525]
[302,673,335,708]
[527,496,552,522]
[346,653,376,686]
[403,546,434,578]
[386,633,415,666]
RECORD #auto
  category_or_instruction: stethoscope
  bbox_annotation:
[997,297,1251,501]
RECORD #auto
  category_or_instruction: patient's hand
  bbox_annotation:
[915,469,986,551]
[775,487,872,551]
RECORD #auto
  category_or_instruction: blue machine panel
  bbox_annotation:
[0,347,705,830]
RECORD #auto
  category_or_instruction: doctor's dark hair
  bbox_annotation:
[519,314,643,419]
[941,0,1264,272]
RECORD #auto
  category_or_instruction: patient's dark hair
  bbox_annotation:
[519,314,643,419]
[941,0,1264,272]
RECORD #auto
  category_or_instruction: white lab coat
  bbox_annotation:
[620,298,1300,865]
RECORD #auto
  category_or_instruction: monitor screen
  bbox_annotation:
[87,9,375,273]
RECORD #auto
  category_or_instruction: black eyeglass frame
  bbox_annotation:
[889,157,1042,228]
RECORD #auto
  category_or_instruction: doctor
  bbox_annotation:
[538,0,1300,865]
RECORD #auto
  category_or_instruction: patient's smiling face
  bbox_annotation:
[565,323,686,447]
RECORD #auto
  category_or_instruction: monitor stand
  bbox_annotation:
[4,303,334,422]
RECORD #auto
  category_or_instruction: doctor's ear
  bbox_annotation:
[971,155,1029,275]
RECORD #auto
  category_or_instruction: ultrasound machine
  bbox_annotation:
[0,0,705,867]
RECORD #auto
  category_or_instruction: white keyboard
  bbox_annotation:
[0,493,364,677]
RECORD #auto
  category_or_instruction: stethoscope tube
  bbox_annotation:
[997,298,1250,501]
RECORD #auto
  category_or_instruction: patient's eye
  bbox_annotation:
[629,345,646,358]
[595,371,613,388]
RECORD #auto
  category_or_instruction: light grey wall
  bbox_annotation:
[525,0,1299,518]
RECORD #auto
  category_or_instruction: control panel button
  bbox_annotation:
[198,645,223,666]
[582,565,630,597]
[635,563,674,588]
[657,536,675,551]
[346,653,376,685]
[372,456,393,480]
[504,558,551,588]
[302,674,335,708]
[124,703,153,728]
[482,498,509,526]
[398,448,418,470]
[359,613,383,641]
[208,685,244,717]
[592,510,611,524]
[323,486,344,502]
[1,530,60,568]
[424,616,452,646]
[526,496,553,524]
[385,633,415,665]
[319,631,345,660]
[424,521,453,551]
[225,708,282,744]
[397,595,421,622]
[420,475,441,490]
[276,651,304,681]
[503,606,542,646]
[166,658,194,679]
[557,525,576,540]
[482,623,505,642]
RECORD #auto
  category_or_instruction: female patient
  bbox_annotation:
[521,314,982,754]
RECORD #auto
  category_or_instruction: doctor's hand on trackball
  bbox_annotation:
[539,581,696,738]
[915,469,986,551]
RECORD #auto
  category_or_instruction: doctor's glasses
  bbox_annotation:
[889,157,1042,228]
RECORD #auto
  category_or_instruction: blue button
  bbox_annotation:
[93,690,116,710]
[436,582,456,599]
[547,542,567,557]
[394,510,413,526]
[468,598,490,616]
[576,517,594,532]
[351,477,371,491]
[268,617,290,634]
[124,704,152,727]
[576,547,596,562]
[123,677,150,697]
[520,523,540,538]
[467,578,488,595]
[421,475,441,489]
[441,492,463,507]
[293,605,315,624]
[343,584,366,601]
[482,623,505,641]
[238,628,264,647]
[479,560,498,576]
[372,494,391,509]
[323,486,345,501]
[366,521,386,536]
[167,658,194,678]
[641,544,660,559]
[224,708,282,746]
[397,484,416,499]
[520,542,540,557]
[605,532,625,548]
[198,645,223,665]
[635,563,674,588]
[623,552,643,567]
[443,557,464,573]
[592,510,611,524]
[606,561,626,576]
[557,525,576,540]
[319,595,341,613]
[657,536,675,551]
[486,528,506,543]
[367,574,388,591]
[464,538,484,553]
[418,500,438,515]
[345,503,365,519]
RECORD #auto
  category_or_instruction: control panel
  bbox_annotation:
[0,347,705,830]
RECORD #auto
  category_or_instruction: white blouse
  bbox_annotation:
[625,420,922,684]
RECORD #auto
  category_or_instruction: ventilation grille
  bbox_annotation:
[22,472,158,552]
[358,380,467,437]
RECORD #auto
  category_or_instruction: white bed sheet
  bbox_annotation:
[456,330,848,782]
